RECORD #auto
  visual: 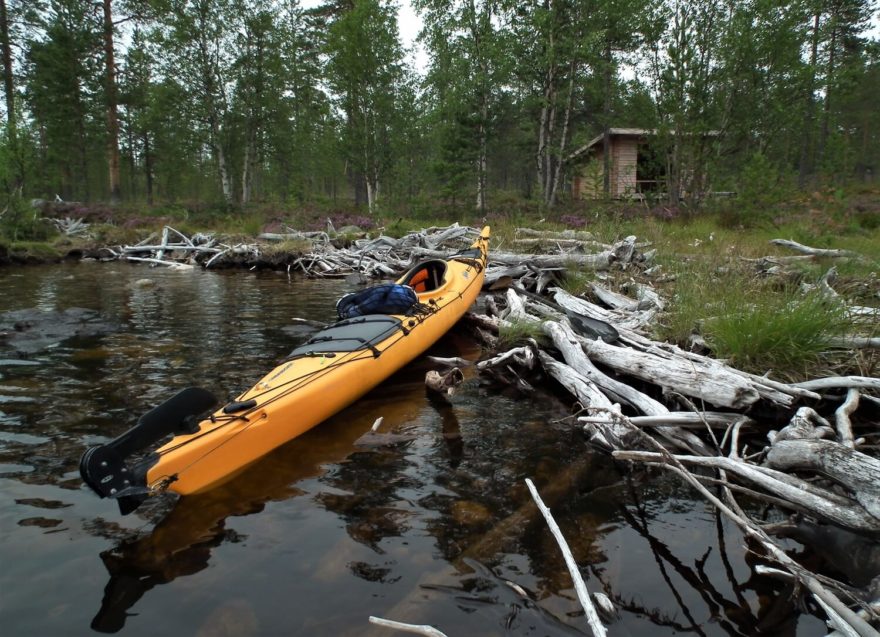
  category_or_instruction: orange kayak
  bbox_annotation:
[81,227,490,513]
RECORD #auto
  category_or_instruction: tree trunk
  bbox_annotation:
[0,0,20,192]
[468,0,489,215]
[602,43,612,198]
[548,62,575,208]
[215,139,233,204]
[143,133,153,205]
[818,16,837,173]
[766,439,880,520]
[536,75,550,200]
[241,134,254,206]
[544,92,557,200]
[476,117,487,213]
[102,0,121,203]
[798,11,820,189]
[365,177,375,215]
[0,0,11,130]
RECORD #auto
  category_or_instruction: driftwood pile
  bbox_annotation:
[112,223,480,273]
[449,228,880,637]
[394,225,875,637]
[114,222,880,635]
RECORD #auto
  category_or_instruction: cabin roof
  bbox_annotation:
[566,128,654,162]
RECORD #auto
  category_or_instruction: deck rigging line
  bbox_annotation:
[152,253,485,486]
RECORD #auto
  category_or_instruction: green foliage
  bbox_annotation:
[222,214,263,236]
[498,318,547,350]
[655,255,730,346]
[7,240,62,259]
[2,0,878,213]
[704,287,849,378]
[0,197,54,242]
[718,152,795,227]
[558,267,594,297]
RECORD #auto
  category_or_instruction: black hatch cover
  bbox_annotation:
[289,314,402,356]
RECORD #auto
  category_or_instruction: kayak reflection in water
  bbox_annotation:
[88,405,373,633]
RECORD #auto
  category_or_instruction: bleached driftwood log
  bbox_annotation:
[526,478,608,637]
[578,411,751,430]
[368,616,448,637]
[765,439,880,520]
[455,227,880,634]
[124,256,194,270]
[515,227,597,241]
[792,376,880,392]
[551,288,813,405]
[836,389,860,448]
[589,282,640,312]
[608,415,879,637]
[476,345,535,372]
[44,216,90,236]
[543,321,667,415]
[258,230,330,242]
[616,449,880,533]
[771,238,863,260]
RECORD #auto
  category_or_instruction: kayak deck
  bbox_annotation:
[80,227,490,513]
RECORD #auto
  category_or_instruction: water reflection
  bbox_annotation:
[0,264,838,635]
[90,389,377,632]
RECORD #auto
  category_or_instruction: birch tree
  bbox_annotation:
[418,0,508,214]
[159,0,237,204]
[508,0,585,208]
[643,0,725,207]
[325,0,405,214]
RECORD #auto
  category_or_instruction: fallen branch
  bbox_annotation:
[614,450,880,533]
[770,239,863,260]
[610,417,879,636]
[124,256,194,270]
[765,439,880,520]
[836,389,861,448]
[792,377,880,392]
[368,616,448,637]
[525,478,607,637]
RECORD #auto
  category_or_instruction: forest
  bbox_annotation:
[0,0,877,220]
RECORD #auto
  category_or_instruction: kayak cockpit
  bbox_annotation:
[400,260,447,292]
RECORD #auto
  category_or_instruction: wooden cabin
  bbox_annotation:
[567,128,662,199]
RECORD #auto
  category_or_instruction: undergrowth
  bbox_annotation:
[498,318,547,349]
[659,264,854,379]
[705,288,849,379]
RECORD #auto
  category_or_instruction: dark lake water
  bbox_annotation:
[0,262,830,636]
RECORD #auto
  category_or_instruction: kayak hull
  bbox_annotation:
[143,227,490,496]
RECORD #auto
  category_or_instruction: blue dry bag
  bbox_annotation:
[336,283,418,319]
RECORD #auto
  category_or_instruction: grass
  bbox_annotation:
[6,241,63,260]
[702,285,850,378]
[653,244,868,379]
[558,267,594,297]
[260,238,313,256]
[498,317,548,349]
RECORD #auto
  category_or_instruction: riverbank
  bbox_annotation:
[2,210,879,634]
[2,185,879,266]
[3,194,879,379]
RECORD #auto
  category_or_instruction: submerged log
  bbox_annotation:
[425,368,464,398]
[615,450,880,534]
